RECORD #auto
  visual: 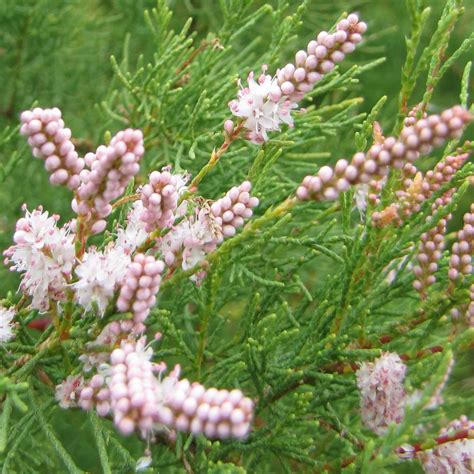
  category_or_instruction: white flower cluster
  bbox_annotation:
[115,201,149,253]
[73,246,131,314]
[229,72,295,144]
[0,305,16,343]
[3,206,75,311]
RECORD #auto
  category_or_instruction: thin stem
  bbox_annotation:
[74,213,89,260]
[186,121,244,193]
[111,193,139,209]
[7,335,58,379]
[399,428,474,455]
[176,38,223,76]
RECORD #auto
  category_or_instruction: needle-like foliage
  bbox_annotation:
[0,1,473,473]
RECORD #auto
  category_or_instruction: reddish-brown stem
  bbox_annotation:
[27,318,51,332]
[397,428,474,455]
[176,38,223,76]
[74,214,89,260]
[323,428,474,472]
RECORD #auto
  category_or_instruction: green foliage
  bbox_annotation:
[0,1,473,473]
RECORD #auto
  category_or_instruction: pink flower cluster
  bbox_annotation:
[412,192,454,299]
[416,416,474,473]
[413,224,446,299]
[58,336,255,441]
[107,339,164,435]
[356,352,407,435]
[55,375,84,409]
[73,129,144,235]
[229,14,366,143]
[228,71,296,144]
[158,181,259,279]
[139,169,184,232]
[166,378,253,440]
[449,204,473,281]
[116,254,165,332]
[276,14,366,103]
[297,106,472,202]
[20,108,84,189]
[449,205,474,325]
[374,154,469,226]
[210,181,259,238]
[78,374,110,417]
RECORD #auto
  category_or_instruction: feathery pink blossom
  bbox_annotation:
[73,246,131,314]
[3,206,75,310]
[115,200,149,253]
[158,206,221,270]
[55,375,84,409]
[416,416,474,473]
[229,71,296,144]
[356,352,407,435]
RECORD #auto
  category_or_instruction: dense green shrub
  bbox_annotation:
[0,1,473,472]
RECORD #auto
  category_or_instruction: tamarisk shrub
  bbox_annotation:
[0,2,473,472]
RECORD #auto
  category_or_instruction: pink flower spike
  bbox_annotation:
[74,128,144,235]
[117,254,164,329]
[139,168,188,232]
[228,14,366,144]
[20,107,84,190]
[211,181,259,238]
[297,106,472,203]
